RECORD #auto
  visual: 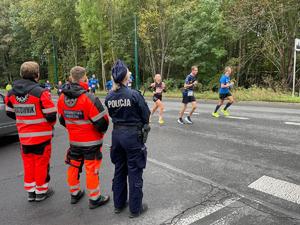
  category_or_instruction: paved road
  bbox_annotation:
[0,99,299,225]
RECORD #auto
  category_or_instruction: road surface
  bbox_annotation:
[0,99,299,225]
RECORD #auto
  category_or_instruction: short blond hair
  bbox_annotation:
[224,66,232,73]
[70,66,86,82]
[191,66,198,71]
[20,61,40,79]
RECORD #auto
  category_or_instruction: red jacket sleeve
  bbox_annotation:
[40,90,57,125]
[57,94,66,127]
[5,94,16,120]
[88,96,109,134]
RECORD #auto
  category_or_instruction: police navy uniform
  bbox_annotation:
[105,60,150,215]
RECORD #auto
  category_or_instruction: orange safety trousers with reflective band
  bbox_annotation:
[22,143,51,194]
[67,159,102,200]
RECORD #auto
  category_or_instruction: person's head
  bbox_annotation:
[191,66,198,76]
[112,60,130,84]
[224,66,232,76]
[154,74,162,83]
[58,81,62,85]
[20,61,40,81]
[92,74,96,79]
[46,80,50,83]
[70,66,87,83]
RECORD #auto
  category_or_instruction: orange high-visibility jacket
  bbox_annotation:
[5,79,57,145]
[57,82,109,148]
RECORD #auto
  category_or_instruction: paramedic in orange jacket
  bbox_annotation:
[57,66,110,209]
[5,61,56,202]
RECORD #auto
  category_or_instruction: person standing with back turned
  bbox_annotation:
[5,61,56,202]
[105,60,151,218]
[57,66,110,209]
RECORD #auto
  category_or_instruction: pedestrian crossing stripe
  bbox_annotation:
[248,175,300,205]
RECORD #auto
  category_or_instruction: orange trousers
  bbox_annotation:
[21,142,51,194]
[67,159,102,200]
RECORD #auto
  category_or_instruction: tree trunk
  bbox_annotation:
[99,32,106,90]
[70,35,77,65]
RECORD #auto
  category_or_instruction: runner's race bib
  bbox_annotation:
[188,90,194,97]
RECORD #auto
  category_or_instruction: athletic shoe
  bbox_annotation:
[221,109,230,116]
[185,116,193,124]
[71,190,85,204]
[158,118,165,124]
[89,195,110,209]
[28,192,36,202]
[35,188,54,202]
[129,203,148,218]
[177,118,184,124]
[212,112,220,118]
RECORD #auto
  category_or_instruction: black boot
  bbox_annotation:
[35,188,54,202]
[129,203,148,218]
[89,195,110,209]
[114,202,128,214]
[28,192,36,202]
[71,190,85,204]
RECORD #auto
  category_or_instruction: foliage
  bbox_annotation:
[0,0,299,92]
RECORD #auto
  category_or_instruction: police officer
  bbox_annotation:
[105,60,150,218]
[5,61,56,202]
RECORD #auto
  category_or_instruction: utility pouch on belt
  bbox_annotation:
[65,148,83,173]
[141,124,151,143]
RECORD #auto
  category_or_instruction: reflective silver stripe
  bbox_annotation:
[42,107,57,114]
[24,182,36,187]
[70,184,80,190]
[65,120,92,125]
[36,189,48,194]
[16,118,47,124]
[70,140,103,147]
[26,187,36,192]
[87,186,100,194]
[91,110,107,122]
[36,183,48,189]
[71,190,80,196]
[5,106,15,112]
[19,131,53,138]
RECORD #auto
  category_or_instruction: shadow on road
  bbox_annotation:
[0,135,19,148]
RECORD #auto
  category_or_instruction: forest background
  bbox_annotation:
[1,0,300,100]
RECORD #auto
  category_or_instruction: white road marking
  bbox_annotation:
[184,112,200,115]
[226,116,249,120]
[148,158,300,221]
[248,175,300,205]
[285,122,300,126]
[176,197,240,225]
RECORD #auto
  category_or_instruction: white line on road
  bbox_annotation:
[226,116,249,120]
[175,197,240,225]
[148,158,300,221]
[184,112,200,115]
[248,175,300,205]
[285,122,300,126]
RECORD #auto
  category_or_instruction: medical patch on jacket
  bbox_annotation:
[64,110,84,119]
[64,97,78,107]
[14,104,36,116]
[107,99,131,108]
[16,94,29,104]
